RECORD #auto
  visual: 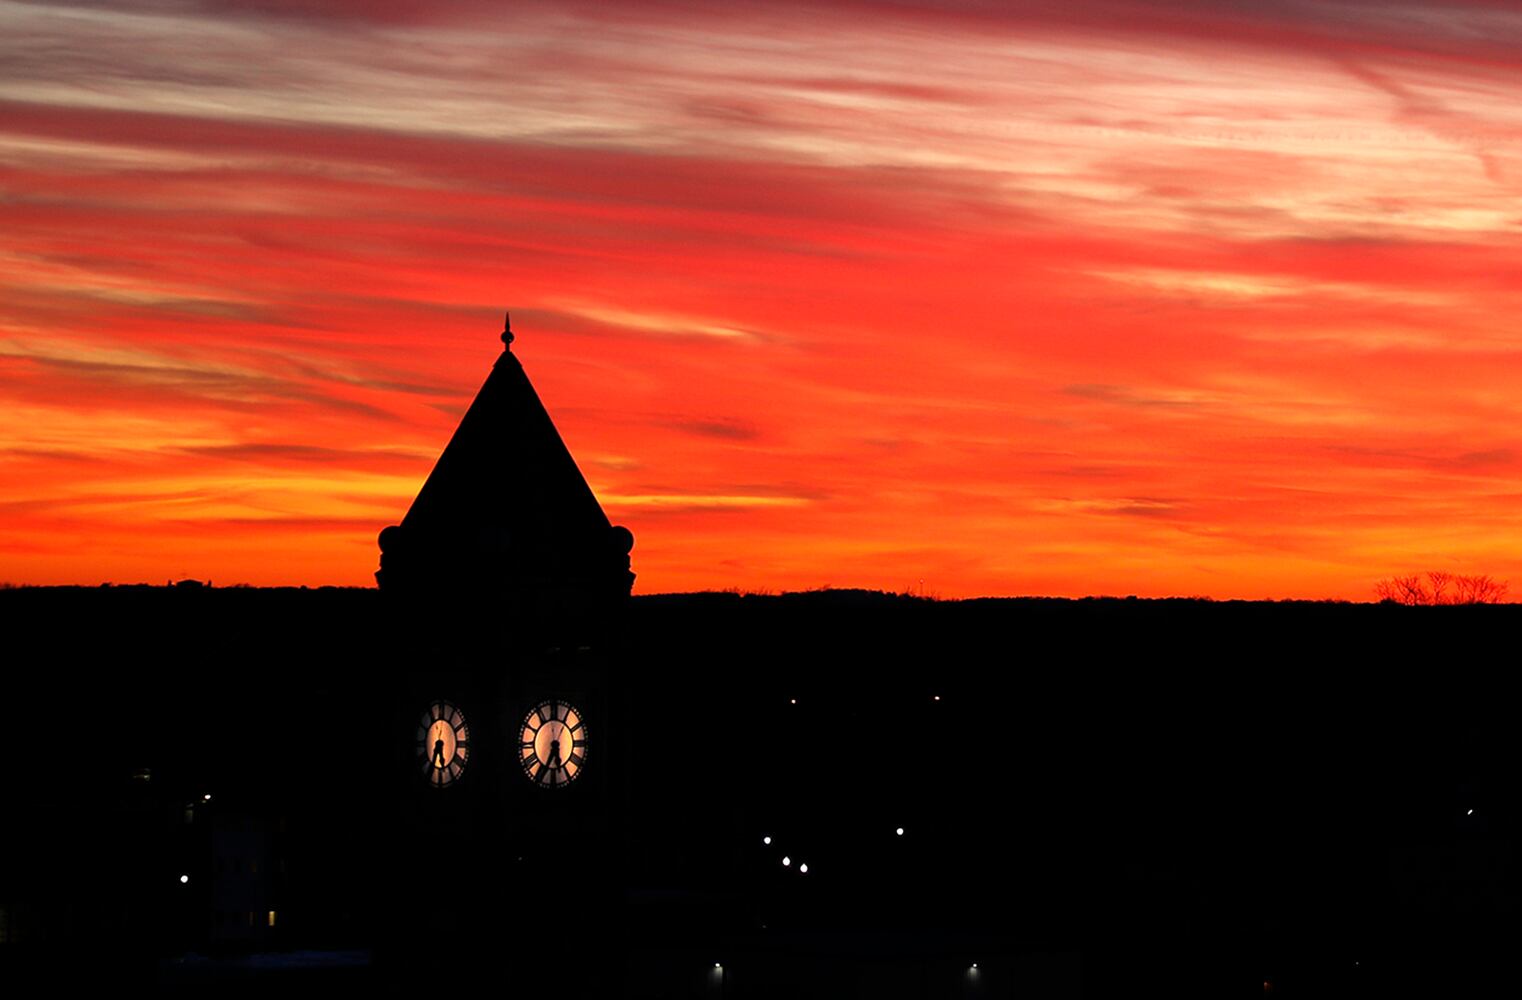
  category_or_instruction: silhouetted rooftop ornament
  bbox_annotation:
[376,313,634,623]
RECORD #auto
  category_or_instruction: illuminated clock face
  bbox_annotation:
[416,701,470,788]
[519,700,586,788]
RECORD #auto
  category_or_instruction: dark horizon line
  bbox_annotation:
[0,580,1513,606]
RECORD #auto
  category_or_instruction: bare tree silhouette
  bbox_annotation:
[1374,571,1509,605]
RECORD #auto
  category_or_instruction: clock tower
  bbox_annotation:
[375,314,634,986]
[376,312,634,620]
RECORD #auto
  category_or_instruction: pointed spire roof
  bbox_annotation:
[377,313,634,610]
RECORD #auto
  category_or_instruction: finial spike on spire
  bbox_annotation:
[501,310,514,349]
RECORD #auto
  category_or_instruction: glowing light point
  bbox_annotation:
[1467,808,1474,815]
[789,698,797,705]
[203,794,211,802]
[763,836,772,845]
[714,962,722,969]
[933,695,941,702]
[799,863,808,873]
[179,874,189,884]
[781,856,791,867]
[896,827,904,836]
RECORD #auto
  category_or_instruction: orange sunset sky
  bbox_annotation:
[3,0,1521,598]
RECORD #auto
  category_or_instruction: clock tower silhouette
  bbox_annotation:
[376,311,634,616]
[376,313,634,986]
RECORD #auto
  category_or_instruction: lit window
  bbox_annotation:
[267,910,277,928]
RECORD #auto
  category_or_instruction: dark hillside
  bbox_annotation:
[2,587,1514,997]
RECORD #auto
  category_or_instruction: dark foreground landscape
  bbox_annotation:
[2,586,1515,997]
